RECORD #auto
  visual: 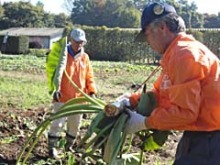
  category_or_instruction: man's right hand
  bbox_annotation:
[125,108,148,134]
[53,91,61,102]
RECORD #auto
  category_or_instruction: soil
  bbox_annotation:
[0,107,182,165]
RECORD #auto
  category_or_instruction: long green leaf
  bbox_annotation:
[64,70,104,107]
[81,111,105,142]
[61,97,89,107]
[16,119,50,164]
[57,103,102,113]
[46,37,66,94]
[16,108,101,164]
[50,110,101,121]
[103,113,129,164]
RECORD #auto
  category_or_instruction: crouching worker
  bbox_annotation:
[48,28,97,158]
[106,2,220,165]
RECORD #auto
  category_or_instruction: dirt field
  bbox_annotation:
[0,105,182,165]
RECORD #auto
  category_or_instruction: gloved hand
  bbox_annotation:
[89,92,96,98]
[53,91,61,102]
[90,94,96,98]
[125,109,148,134]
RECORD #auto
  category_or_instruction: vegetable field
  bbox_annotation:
[0,55,182,165]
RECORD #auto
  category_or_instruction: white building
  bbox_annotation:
[0,27,64,49]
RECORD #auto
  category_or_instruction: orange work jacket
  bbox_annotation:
[59,52,97,103]
[131,32,220,131]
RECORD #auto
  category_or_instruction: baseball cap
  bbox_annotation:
[135,2,176,42]
[70,28,87,43]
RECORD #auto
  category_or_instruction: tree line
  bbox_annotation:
[0,0,219,30]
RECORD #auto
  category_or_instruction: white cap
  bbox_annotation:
[70,28,87,43]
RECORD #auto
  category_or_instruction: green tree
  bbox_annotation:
[131,0,149,11]
[70,0,141,28]
[167,0,203,28]
[133,0,204,28]
[1,2,45,28]
[204,13,220,28]
[54,13,69,27]
[43,13,55,27]
[0,1,71,29]
[36,1,44,9]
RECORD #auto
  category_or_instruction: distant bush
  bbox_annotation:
[81,26,220,62]
[28,49,49,57]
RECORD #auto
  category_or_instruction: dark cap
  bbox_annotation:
[136,2,176,42]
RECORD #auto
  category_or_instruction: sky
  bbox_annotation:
[1,0,219,15]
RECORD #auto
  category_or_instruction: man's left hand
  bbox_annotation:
[90,93,96,98]
[53,91,61,102]
[125,109,148,134]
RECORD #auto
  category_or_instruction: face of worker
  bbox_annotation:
[144,22,169,54]
[70,38,85,53]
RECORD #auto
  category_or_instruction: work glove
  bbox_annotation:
[89,92,96,98]
[125,108,147,134]
[53,91,61,102]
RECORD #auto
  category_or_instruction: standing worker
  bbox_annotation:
[48,28,97,158]
[106,2,220,164]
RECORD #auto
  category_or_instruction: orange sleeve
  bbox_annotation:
[85,54,97,94]
[148,80,201,130]
[147,53,207,130]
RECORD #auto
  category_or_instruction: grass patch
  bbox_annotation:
[0,55,159,109]
[0,73,50,109]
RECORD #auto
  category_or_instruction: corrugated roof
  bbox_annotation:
[0,27,64,37]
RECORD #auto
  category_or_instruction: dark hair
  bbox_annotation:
[150,13,186,33]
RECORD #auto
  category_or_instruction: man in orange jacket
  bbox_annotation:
[48,28,97,158]
[117,2,220,164]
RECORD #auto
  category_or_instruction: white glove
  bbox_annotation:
[125,109,147,134]
[115,92,131,103]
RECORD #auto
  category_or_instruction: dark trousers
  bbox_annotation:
[174,131,220,165]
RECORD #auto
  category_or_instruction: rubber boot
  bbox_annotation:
[65,133,76,152]
[48,135,62,158]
